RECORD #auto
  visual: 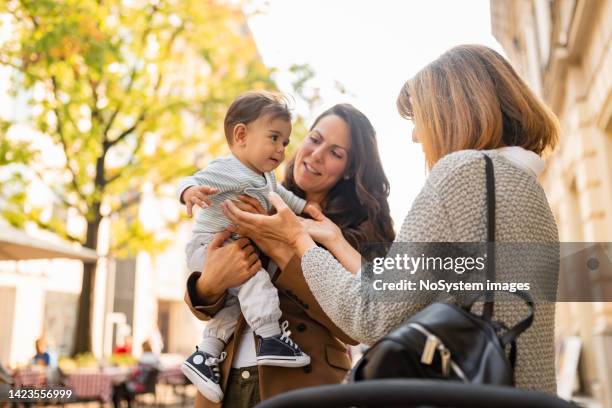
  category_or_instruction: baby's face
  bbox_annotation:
[241,113,292,173]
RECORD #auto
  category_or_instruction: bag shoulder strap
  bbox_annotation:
[483,154,495,321]
[482,154,535,346]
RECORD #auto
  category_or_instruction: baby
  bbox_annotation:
[177,91,314,403]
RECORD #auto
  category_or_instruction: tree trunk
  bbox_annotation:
[73,215,101,355]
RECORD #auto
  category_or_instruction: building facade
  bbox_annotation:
[491,0,612,405]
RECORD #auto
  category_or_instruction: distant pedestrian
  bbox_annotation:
[32,338,51,367]
[112,340,160,408]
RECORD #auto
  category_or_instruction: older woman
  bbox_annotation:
[185,103,395,407]
[223,45,560,394]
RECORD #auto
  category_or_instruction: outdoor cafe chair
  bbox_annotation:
[133,367,159,407]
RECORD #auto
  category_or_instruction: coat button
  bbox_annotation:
[241,370,251,379]
[302,365,312,374]
[297,323,307,332]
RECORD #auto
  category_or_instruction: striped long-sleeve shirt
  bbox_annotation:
[177,155,306,234]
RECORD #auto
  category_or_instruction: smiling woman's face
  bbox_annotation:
[293,114,351,200]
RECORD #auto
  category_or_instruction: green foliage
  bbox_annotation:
[111,217,171,259]
[2,188,28,227]
[0,0,282,254]
[0,137,35,166]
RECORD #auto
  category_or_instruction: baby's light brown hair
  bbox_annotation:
[224,91,292,145]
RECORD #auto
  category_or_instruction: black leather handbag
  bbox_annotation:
[348,154,535,386]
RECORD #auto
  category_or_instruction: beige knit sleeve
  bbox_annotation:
[301,183,452,345]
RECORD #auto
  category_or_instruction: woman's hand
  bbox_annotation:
[299,212,342,247]
[195,231,261,303]
[232,194,266,215]
[222,192,316,257]
[225,194,293,268]
[303,202,324,220]
[301,212,362,275]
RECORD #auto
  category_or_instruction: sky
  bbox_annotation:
[247,0,504,228]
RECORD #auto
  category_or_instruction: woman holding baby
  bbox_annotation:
[184,102,395,408]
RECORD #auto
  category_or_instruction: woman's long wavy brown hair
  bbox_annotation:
[284,104,395,260]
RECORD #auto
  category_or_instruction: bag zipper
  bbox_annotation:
[407,322,468,382]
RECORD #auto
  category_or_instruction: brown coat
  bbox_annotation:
[184,255,357,408]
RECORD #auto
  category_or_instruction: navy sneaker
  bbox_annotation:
[181,348,226,403]
[256,320,311,367]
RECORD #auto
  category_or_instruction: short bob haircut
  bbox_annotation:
[397,44,560,169]
[224,90,291,145]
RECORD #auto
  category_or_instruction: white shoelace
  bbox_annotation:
[204,351,227,367]
[199,350,226,381]
[279,320,299,350]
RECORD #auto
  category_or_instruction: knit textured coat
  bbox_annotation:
[302,150,559,393]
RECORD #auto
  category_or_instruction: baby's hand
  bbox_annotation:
[182,185,219,217]
[303,202,323,221]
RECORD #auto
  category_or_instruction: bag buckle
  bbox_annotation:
[440,348,451,377]
[421,335,438,365]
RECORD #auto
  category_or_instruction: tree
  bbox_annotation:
[0,0,284,354]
